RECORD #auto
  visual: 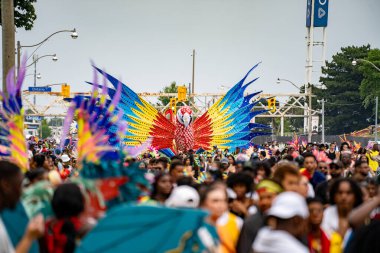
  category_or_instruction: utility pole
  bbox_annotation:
[305,0,315,142]
[2,0,15,93]
[376,96,378,142]
[33,55,38,105]
[191,49,195,98]
[321,99,325,144]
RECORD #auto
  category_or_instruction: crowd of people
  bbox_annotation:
[1,138,380,253]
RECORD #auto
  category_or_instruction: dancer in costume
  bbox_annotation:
[90,63,271,155]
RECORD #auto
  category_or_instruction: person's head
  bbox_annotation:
[330,143,336,151]
[329,160,343,179]
[184,157,191,166]
[227,155,235,165]
[319,144,326,152]
[273,162,300,192]
[359,155,369,163]
[317,161,328,175]
[341,151,352,166]
[259,150,266,159]
[33,153,49,170]
[287,147,295,155]
[169,159,184,182]
[340,142,350,151]
[151,173,173,200]
[366,178,377,198]
[226,172,253,199]
[0,161,23,210]
[294,155,304,168]
[306,198,324,228]
[52,183,84,219]
[372,143,379,152]
[267,192,309,238]
[254,161,272,180]
[25,167,49,186]
[256,179,283,213]
[156,157,169,171]
[220,158,229,170]
[329,178,363,213]
[200,183,228,222]
[354,160,370,180]
[206,154,213,162]
[299,176,310,198]
[306,143,313,152]
[165,185,199,208]
[148,158,156,170]
[303,153,317,173]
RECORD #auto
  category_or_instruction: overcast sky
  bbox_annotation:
[3,0,380,98]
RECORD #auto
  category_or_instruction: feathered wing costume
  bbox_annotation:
[93,63,270,154]
[0,59,29,171]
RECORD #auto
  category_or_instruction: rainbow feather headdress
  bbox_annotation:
[0,59,29,171]
[61,68,127,167]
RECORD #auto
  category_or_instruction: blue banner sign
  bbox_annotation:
[25,124,39,129]
[306,0,329,27]
[28,86,52,92]
[25,115,43,121]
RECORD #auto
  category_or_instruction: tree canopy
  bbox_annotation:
[317,45,374,135]
[358,48,380,108]
[39,119,51,138]
[157,82,178,106]
[0,0,37,30]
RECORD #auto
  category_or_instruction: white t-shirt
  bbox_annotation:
[0,217,15,253]
[253,227,308,253]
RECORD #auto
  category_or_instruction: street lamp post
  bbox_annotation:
[277,78,309,137]
[17,28,77,75]
[352,59,380,142]
[26,54,58,105]
[317,99,325,143]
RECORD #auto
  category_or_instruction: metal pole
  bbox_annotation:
[33,55,37,105]
[192,49,195,96]
[280,116,284,136]
[17,41,21,76]
[322,99,325,144]
[376,96,378,142]
[322,27,327,67]
[306,0,315,142]
[2,0,15,93]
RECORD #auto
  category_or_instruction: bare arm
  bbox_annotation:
[15,214,44,253]
[349,196,380,229]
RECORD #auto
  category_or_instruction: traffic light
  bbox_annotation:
[177,86,187,101]
[61,84,70,98]
[267,97,276,113]
[170,98,177,114]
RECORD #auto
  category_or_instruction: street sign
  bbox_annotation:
[25,115,43,121]
[306,0,329,27]
[28,86,52,92]
[25,124,39,130]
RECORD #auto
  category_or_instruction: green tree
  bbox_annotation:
[317,45,373,134]
[157,82,178,106]
[48,118,64,126]
[39,119,51,138]
[358,49,380,108]
[0,0,37,30]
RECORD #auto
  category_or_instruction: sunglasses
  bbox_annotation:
[319,166,328,169]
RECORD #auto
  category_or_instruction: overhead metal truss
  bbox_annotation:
[22,91,320,137]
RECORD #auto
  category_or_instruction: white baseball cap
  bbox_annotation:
[267,191,309,219]
[61,154,70,163]
[165,186,200,208]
